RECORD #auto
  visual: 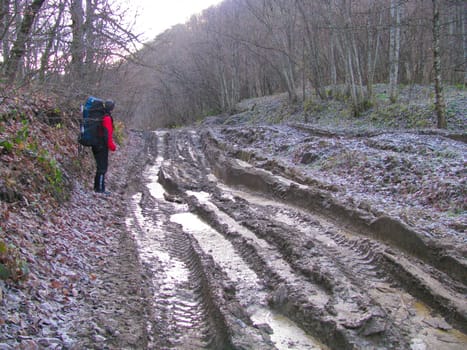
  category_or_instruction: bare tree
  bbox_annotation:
[202,2,242,113]
[389,0,402,102]
[84,0,96,75]
[331,0,368,116]
[462,1,467,87]
[244,0,299,103]
[432,0,446,128]
[70,0,85,87]
[0,0,11,63]
[115,0,466,127]
[5,0,46,82]
[365,1,383,101]
[39,1,66,82]
[295,0,326,100]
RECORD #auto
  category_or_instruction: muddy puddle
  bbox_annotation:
[171,210,326,350]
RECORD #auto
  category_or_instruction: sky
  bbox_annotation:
[121,0,224,41]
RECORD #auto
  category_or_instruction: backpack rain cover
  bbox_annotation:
[78,96,106,147]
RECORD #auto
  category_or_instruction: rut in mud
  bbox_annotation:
[125,127,466,350]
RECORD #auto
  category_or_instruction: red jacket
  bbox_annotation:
[102,115,116,151]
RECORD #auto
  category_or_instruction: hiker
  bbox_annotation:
[92,100,116,194]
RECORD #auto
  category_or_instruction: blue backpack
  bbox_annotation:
[78,96,106,146]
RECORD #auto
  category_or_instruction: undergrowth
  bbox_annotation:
[241,84,466,132]
[0,234,29,282]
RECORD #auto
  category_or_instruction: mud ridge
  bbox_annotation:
[289,122,467,143]
[197,128,467,341]
[200,129,466,286]
[183,194,392,350]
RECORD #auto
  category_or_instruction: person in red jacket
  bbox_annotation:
[92,100,117,194]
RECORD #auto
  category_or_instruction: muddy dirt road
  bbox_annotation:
[123,126,466,350]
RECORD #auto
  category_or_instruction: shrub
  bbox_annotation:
[113,120,125,145]
[0,239,29,282]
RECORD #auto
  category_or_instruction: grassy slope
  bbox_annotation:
[228,84,466,133]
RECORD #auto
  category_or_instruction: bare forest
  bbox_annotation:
[0,0,465,127]
[0,1,466,349]
[122,0,467,129]
[1,0,137,98]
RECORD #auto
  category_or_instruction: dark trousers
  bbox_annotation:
[92,145,108,192]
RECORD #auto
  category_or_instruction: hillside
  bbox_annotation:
[205,84,466,244]
[0,85,466,349]
[216,85,466,132]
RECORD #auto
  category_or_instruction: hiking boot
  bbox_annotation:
[95,190,111,195]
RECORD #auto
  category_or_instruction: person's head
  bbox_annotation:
[104,100,115,113]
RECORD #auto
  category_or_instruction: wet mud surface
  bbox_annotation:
[122,126,466,349]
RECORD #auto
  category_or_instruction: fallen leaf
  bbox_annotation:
[50,280,63,289]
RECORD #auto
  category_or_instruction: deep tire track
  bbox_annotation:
[160,129,403,348]
[126,132,230,349]
[166,128,465,348]
[127,131,275,349]
[126,128,466,349]
[199,128,467,329]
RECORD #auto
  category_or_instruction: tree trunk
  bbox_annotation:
[366,10,382,102]
[323,0,338,96]
[296,0,325,100]
[335,0,366,116]
[389,0,401,102]
[463,3,467,88]
[283,59,298,104]
[351,30,365,105]
[301,37,306,101]
[70,0,85,83]
[432,0,447,128]
[282,5,298,104]
[39,2,65,82]
[0,0,10,66]
[84,0,96,77]
[5,0,46,82]
[0,0,8,40]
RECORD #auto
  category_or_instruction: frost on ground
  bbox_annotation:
[0,86,466,349]
[0,128,148,349]
[214,124,466,245]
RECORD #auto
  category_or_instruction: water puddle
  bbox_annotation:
[127,193,168,261]
[144,131,167,200]
[144,157,165,200]
[250,307,324,350]
[171,211,327,350]
[408,300,467,349]
[128,193,191,293]
[171,212,262,304]
[187,190,329,306]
